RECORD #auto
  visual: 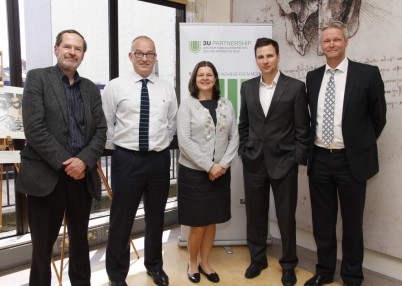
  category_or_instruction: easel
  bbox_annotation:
[96,160,140,259]
[51,159,140,285]
[0,136,21,230]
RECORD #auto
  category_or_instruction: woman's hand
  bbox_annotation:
[208,163,226,181]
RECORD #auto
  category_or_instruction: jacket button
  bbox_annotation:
[63,130,67,135]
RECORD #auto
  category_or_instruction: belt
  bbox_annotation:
[315,146,345,153]
[116,145,161,154]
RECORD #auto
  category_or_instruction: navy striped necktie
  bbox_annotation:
[139,78,150,151]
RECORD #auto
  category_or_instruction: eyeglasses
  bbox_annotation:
[132,51,156,60]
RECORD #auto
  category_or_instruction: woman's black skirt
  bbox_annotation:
[177,164,231,227]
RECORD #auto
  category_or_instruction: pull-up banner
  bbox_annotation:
[179,23,272,117]
[178,23,273,246]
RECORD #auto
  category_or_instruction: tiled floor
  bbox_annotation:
[0,224,400,286]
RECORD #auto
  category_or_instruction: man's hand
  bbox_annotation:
[63,157,86,180]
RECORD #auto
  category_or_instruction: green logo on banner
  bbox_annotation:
[188,41,202,53]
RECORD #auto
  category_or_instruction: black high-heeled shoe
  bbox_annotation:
[199,264,220,283]
[187,264,200,283]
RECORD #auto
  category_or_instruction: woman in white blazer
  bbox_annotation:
[177,61,239,284]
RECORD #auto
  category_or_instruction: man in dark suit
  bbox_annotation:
[16,30,107,286]
[238,38,310,286]
[304,20,386,286]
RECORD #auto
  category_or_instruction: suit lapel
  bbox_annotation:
[310,66,325,119]
[266,73,286,120]
[342,60,357,120]
[48,67,69,125]
[80,82,92,143]
[250,77,266,119]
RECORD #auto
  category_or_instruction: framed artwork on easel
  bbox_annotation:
[1,50,25,139]
[0,86,25,140]
[0,51,24,162]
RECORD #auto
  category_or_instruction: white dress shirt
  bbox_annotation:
[102,71,178,151]
[315,58,349,149]
[259,71,280,116]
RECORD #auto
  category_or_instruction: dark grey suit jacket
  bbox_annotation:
[306,60,387,182]
[16,65,107,200]
[238,73,310,179]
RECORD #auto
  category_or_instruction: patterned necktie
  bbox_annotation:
[322,69,337,147]
[139,79,149,151]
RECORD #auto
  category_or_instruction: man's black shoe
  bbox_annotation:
[282,269,297,286]
[109,281,127,286]
[147,269,169,286]
[244,262,268,279]
[304,274,333,286]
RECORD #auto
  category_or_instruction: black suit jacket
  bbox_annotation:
[238,73,310,179]
[16,66,107,200]
[306,59,387,182]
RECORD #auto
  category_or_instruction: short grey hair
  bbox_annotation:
[321,20,348,40]
[131,35,156,51]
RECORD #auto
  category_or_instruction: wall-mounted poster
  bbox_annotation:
[0,86,25,139]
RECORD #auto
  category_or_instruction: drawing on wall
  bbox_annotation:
[276,0,362,55]
[0,86,24,139]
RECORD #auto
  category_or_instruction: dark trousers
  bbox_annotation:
[309,148,366,285]
[28,172,92,286]
[243,162,299,270]
[106,147,170,282]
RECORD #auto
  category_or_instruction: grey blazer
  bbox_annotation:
[238,72,310,179]
[16,66,107,200]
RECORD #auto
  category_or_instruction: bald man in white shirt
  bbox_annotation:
[103,35,178,286]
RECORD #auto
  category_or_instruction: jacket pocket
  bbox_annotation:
[278,143,295,151]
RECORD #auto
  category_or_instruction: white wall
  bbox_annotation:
[186,0,231,23]
[206,0,231,23]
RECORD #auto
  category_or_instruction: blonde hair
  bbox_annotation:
[321,20,348,40]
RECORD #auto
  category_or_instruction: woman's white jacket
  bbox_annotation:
[177,96,239,172]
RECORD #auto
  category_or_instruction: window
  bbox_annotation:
[0,0,10,85]
[118,0,177,87]
[1,0,184,241]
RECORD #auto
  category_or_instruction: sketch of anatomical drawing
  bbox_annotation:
[277,0,362,55]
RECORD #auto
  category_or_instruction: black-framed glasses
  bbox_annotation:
[132,51,156,60]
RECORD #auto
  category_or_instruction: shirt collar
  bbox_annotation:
[56,65,81,85]
[260,71,280,88]
[131,70,155,84]
[325,58,349,74]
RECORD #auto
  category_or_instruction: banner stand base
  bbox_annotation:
[177,236,272,247]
